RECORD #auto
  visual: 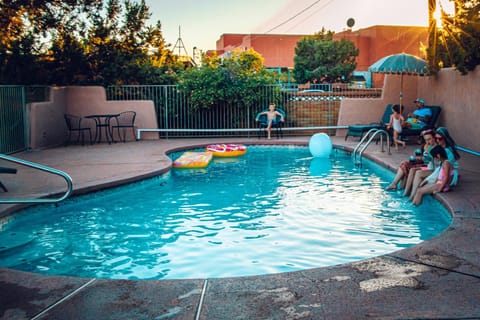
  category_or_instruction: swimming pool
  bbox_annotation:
[0,146,451,280]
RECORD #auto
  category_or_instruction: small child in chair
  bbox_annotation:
[257,103,284,139]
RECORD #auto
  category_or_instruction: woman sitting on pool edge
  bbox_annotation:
[407,127,461,200]
[411,145,454,205]
[385,129,437,191]
[256,103,284,140]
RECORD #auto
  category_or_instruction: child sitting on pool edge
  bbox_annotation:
[411,145,454,205]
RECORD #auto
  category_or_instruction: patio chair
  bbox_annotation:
[111,111,136,142]
[255,108,286,139]
[0,166,17,192]
[64,114,93,145]
[345,104,393,141]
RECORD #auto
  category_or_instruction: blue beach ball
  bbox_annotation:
[309,133,333,158]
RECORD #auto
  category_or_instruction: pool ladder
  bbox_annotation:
[0,153,73,204]
[353,128,391,167]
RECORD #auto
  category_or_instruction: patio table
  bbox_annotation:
[85,114,119,144]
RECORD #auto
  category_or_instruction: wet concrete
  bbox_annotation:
[1,137,479,319]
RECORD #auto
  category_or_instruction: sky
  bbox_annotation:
[144,0,447,54]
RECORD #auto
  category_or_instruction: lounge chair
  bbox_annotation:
[255,108,286,139]
[0,166,17,192]
[345,104,393,141]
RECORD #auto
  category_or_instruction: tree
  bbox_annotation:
[0,0,101,84]
[293,29,359,84]
[428,0,480,74]
[0,0,181,85]
[178,49,279,110]
[85,0,182,85]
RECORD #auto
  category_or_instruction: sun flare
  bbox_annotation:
[434,0,456,28]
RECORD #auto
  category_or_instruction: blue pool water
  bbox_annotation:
[0,146,451,280]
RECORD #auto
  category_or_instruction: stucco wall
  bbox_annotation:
[417,67,479,151]
[242,34,306,68]
[336,67,480,151]
[28,86,158,150]
[29,87,68,149]
[336,74,420,130]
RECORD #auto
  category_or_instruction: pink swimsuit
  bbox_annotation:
[436,162,454,192]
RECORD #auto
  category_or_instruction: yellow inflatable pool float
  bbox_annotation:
[173,152,213,168]
[206,144,247,157]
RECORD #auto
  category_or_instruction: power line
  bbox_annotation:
[218,0,331,54]
[280,0,335,33]
[264,0,325,34]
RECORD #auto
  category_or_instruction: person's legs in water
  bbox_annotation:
[409,169,433,201]
[386,167,405,190]
[412,183,438,205]
[403,168,416,195]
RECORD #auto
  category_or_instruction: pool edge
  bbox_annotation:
[1,137,479,319]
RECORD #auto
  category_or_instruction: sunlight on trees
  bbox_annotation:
[0,0,182,85]
[428,0,480,74]
[434,0,456,28]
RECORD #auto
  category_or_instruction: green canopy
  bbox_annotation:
[369,53,429,107]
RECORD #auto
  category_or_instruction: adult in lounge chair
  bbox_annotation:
[405,98,432,129]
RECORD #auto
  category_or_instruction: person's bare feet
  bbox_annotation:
[386,184,397,190]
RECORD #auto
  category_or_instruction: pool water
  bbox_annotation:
[0,146,451,280]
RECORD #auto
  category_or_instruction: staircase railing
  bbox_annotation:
[0,154,73,204]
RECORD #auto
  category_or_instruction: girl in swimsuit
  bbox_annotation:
[386,104,406,151]
[408,127,461,199]
[411,145,453,205]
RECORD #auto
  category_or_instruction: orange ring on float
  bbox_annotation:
[206,144,247,157]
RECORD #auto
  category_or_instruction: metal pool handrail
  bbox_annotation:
[353,128,390,166]
[0,153,73,204]
[456,145,480,157]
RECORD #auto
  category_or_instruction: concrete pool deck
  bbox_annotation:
[1,136,479,319]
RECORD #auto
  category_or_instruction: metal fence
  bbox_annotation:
[105,85,382,138]
[0,86,50,154]
[0,86,26,154]
[0,85,382,153]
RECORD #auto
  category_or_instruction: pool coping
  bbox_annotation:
[1,137,480,319]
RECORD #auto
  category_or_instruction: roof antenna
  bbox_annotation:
[173,26,189,56]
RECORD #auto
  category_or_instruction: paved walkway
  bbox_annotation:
[1,137,479,319]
